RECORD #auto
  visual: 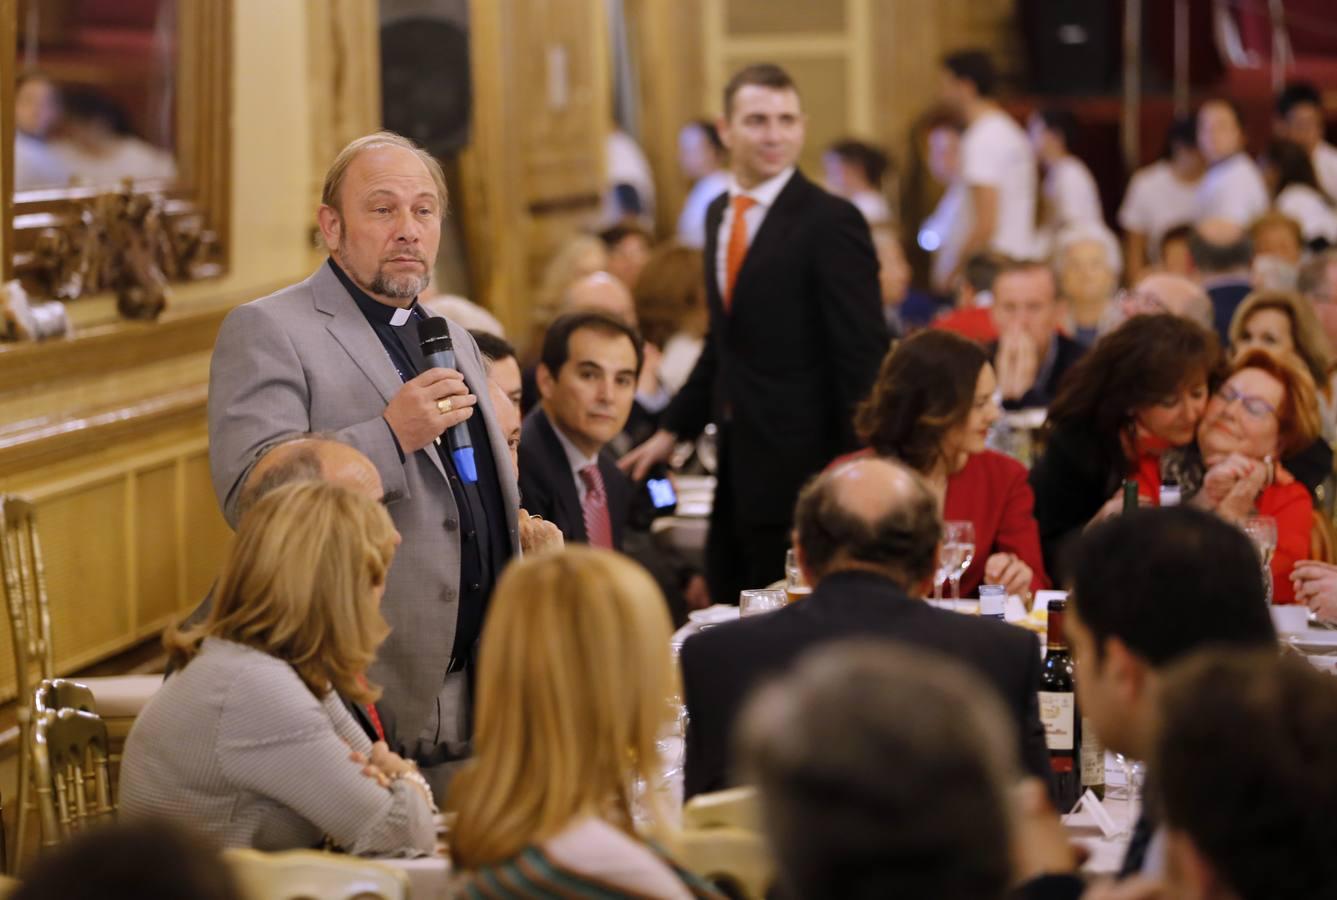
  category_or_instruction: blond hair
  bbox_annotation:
[534,235,609,326]
[1230,289,1336,392]
[447,548,675,868]
[167,481,398,706]
[321,131,448,216]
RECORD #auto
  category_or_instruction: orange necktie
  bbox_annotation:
[724,195,757,309]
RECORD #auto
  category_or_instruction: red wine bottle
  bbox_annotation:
[1040,598,1081,812]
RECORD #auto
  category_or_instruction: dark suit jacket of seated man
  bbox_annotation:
[518,405,635,549]
[681,569,1053,798]
[680,455,1052,800]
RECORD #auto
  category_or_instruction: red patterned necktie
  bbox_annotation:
[579,464,614,549]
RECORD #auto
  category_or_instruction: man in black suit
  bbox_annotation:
[989,258,1085,411]
[680,455,1052,799]
[622,63,890,605]
[518,311,641,550]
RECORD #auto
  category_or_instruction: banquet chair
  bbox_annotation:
[224,849,411,900]
[673,787,773,899]
[0,495,161,871]
[31,707,115,850]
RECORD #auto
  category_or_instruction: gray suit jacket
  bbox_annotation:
[121,638,436,854]
[207,262,520,743]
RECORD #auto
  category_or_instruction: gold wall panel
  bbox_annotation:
[726,1,845,36]
[42,480,132,671]
[183,452,232,607]
[134,463,181,628]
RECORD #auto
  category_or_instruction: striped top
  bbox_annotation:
[455,817,724,899]
[119,638,435,855]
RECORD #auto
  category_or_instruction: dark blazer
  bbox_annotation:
[990,333,1087,411]
[1206,278,1253,344]
[662,170,890,526]
[517,406,634,550]
[681,569,1053,799]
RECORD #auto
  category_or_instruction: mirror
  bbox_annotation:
[14,0,178,195]
[2,0,231,312]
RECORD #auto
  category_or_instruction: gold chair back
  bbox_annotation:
[0,496,58,872]
[673,787,773,899]
[223,849,411,900]
[32,707,115,848]
[34,679,97,718]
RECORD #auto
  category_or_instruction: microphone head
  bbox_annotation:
[419,316,453,352]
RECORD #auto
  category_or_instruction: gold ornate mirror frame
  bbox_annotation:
[0,0,232,315]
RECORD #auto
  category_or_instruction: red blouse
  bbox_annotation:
[1258,480,1312,605]
[832,449,1050,596]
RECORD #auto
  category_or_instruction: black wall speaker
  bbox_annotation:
[380,0,472,157]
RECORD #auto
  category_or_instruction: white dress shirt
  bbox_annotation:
[1118,159,1200,260]
[714,166,797,296]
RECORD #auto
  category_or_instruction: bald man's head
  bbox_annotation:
[1132,273,1214,331]
[488,378,521,477]
[793,457,941,588]
[1189,218,1253,276]
[561,271,637,326]
[237,438,383,521]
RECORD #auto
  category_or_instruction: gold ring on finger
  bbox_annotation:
[437,398,453,414]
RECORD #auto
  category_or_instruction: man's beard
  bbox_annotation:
[338,237,430,300]
[370,267,430,300]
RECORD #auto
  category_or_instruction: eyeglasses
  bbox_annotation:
[1216,384,1277,419]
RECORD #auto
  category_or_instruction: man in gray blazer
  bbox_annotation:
[208,132,519,782]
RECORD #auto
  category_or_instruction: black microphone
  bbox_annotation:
[419,317,478,483]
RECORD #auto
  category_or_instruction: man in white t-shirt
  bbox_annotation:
[1194,99,1269,227]
[1277,81,1337,202]
[1118,117,1204,284]
[1028,107,1104,256]
[940,49,1037,274]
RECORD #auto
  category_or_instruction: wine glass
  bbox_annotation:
[935,521,976,605]
[1243,515,1278,605]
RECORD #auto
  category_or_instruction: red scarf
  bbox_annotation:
[1131,432,1177,504]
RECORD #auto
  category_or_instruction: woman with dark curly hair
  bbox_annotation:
[1029,314,1223,580]
[844,330,1048,597]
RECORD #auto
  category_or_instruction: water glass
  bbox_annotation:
[1243,515,1278,604]
[935,521,976,602]
[739,589,786,617]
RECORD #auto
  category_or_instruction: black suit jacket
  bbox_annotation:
[680,570,1053,798]
[991,333,1087,411]
[517,406,634,550]
[1207,278,1253,344]
[662,170,890,525]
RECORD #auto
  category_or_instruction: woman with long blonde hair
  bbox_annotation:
[119,481,436,854]
[449,547,721,898]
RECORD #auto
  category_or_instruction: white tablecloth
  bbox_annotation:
[377,856,452,900]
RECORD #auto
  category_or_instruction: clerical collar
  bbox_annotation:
[327,258,420,326]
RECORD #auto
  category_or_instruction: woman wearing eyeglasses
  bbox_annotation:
[1228,289,1337,444]
[1182,349,1320,604]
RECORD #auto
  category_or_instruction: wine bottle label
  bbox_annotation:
[1038,691,1075,750]
[1081,717,1104,786]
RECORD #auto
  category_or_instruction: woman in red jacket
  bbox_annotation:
[843,330,1048,598]
[1192,348,1320,604]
